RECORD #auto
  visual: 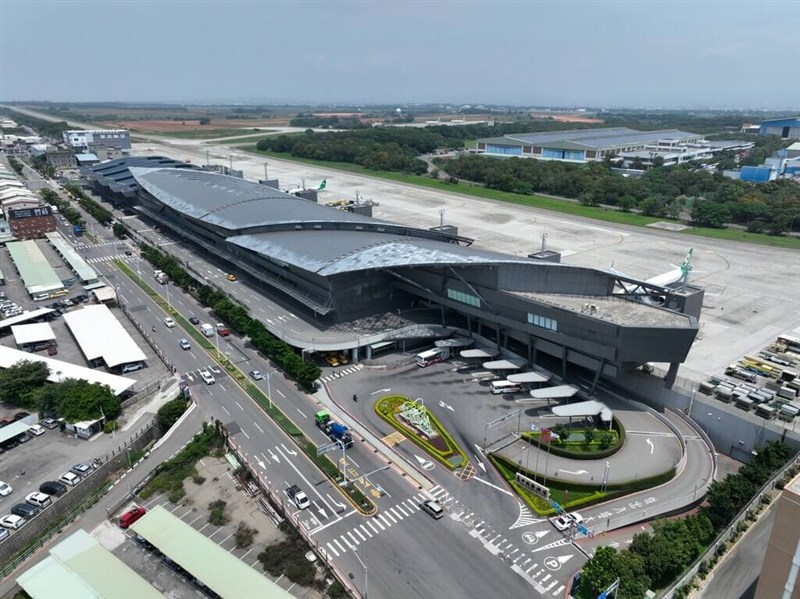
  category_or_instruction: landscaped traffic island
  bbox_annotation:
[375,395,468,470]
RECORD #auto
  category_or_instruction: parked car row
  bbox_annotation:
[0,464,96,540]
[0,299,24,319]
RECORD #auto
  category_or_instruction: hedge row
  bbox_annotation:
[375,395,468,470]
[140,245,320,390]
[523,418,626,461]
[64,183,114,226]
[490,452,675,514]
[117,260,373,514]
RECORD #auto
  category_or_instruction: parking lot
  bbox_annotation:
[0,242,168,386]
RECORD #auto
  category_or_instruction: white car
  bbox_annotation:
[0,481,11,497]
[163,317,176,328]
[59,472,81,486]
[200,370,215,385]
[552,512,584,531]
[0,514,26,530]
[28,424,46,436]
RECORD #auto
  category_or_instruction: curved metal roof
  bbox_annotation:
[131,167,381,232]
[229,230,527,275]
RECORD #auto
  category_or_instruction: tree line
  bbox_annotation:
[40,188,85,229]
[3,111,77,139]
[140,246,321,390]
[580,440,793,599]
[64,183,115,226]
[0,361,121,423]
[434,150,800,234]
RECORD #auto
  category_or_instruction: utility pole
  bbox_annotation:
[263,162,268,180]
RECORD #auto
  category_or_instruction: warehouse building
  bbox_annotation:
[759,116,800,139]
[62,128,131,150]
[476,127,718,164]
[125,167,703,387]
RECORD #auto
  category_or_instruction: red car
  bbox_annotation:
[119,506,147,529]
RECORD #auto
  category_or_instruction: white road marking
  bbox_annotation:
[276,389,285,398]
[221,405,230,415]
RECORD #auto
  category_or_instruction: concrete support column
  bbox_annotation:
[665,363,679,388]
[561,345,568,379]
[467,314,472,335]
[530,335,537,364]
[365,344,372,360]
[592,359,605,391]
[495,326,501,350]
[351,346,359,363]
[440,304,446,327]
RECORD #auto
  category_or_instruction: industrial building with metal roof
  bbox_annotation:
[131,505,294,599]
[476,126,719,163]
[5,239,65,295]
[95,165,705,387]
[16,529,165,599]
[63,304,147,370]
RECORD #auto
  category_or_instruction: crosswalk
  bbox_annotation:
[426,486,568,597]
[74,241,126,250]
[84,254,132,264]
[319,364,363,383]
[320,492,427,559]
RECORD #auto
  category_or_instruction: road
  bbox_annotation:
[63,216,540,598]
[695,500,776,599]
[35,158,713,598]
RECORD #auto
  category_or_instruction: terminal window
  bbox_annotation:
[447,289,480,308]
[528,313,557,332]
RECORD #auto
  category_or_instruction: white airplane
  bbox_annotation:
[285,179,327,195]
[610,248,695,288]
[425,118,441,125]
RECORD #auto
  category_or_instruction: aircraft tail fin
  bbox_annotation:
[318,179,327,191]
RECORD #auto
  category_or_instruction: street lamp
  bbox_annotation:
[265,370,274,410]
[263,162,269,180]
[165,281,171,312]
[353,541,368,599]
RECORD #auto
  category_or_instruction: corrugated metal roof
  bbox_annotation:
[63,305,146,368]
[132,505,293,599]
[12,322,55,345]
[45,232,98,283]
[482,127,702,151]
[6,240,64,293]
[16,529,165,599]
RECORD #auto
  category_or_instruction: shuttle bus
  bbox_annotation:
[490,380,523,395]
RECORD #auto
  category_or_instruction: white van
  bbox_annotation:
[26,492,53,509]
[490,380,523,395]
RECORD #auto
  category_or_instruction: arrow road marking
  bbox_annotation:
[475,458,486,473]
[257,458,266,469]
[371,388,391,395]
[281,443,297,456]
[438,400,455,411]
[521,530,549,545]
[316,504,327,520]
[557,469,588,475]
[472,476,513,496]
[646,438,654,454]
[326,493,347,510]
[268,449,280,463]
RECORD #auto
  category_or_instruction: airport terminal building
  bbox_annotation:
[103,165,704,386]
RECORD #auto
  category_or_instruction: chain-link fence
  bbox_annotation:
[0,418,160,579]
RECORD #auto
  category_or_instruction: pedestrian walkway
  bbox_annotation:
[319,364,363,383]
[85,254,133,264]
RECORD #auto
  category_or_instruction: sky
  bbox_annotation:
[1,0,799,109]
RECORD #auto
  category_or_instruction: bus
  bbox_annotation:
[490,380,523,395]
[415,347,451,367]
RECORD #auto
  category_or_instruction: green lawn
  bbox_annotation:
[154,128,273,140]
[242,145,800,250]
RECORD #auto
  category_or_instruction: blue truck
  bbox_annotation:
[315,410,354,448]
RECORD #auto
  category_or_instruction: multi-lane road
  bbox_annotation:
[72,222,543,598]
[65,204,714,599]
